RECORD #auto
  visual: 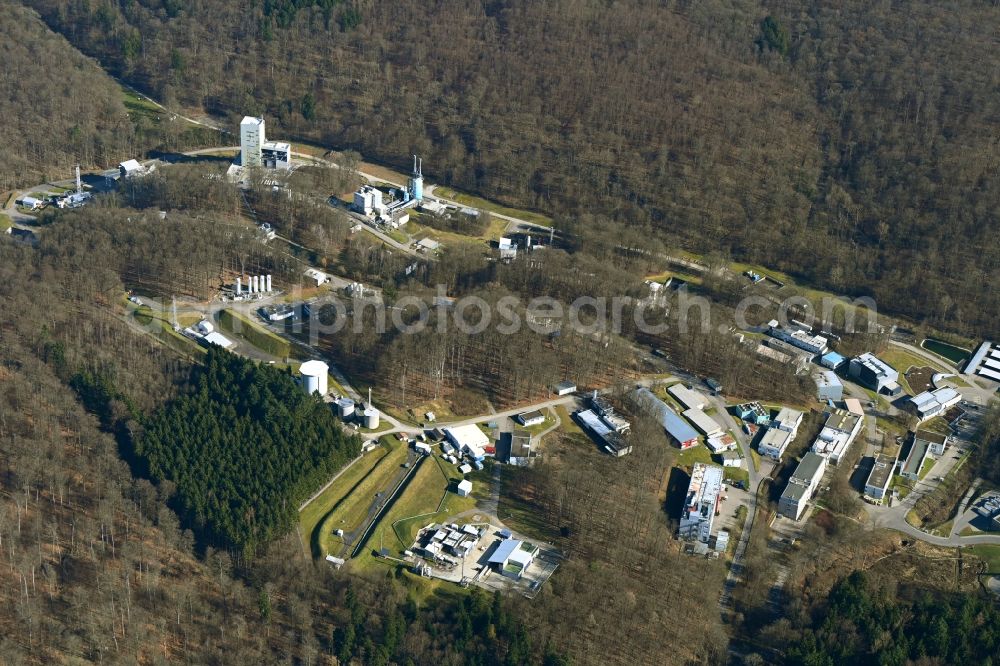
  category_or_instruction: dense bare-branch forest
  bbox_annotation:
[18,0,1000,334]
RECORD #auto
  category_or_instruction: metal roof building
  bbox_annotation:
[632,388,699,448]
[682,407,723,437]
[814,370,844,402]
[758,427,794,460]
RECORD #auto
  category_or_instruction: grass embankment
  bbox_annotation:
[315,442,410,555]
[880,348,946,375]
[357,454,477,568]
[433,186,552,228]
[217,308,291,358]
[0,213,13,232]
[300,445,390,557]
[130,304,206,359]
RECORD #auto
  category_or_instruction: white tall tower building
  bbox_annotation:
[240,116,265,167]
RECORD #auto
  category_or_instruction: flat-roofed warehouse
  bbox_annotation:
[667,384,707,410]
[682,407,723,437]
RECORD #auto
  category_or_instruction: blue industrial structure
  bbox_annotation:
[409,154,424,202]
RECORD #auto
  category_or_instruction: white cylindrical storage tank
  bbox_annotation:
[363,408,379,429]
[338,398,355,419]
[266,274,272,292]
[252,276,259,293]
[235,277,242,295]
[299,360,329,396]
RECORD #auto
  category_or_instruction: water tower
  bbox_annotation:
[299,360,329,396]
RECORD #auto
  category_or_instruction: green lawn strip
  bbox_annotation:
[300,446,389,556]
[0,214,12,232]
[918,456,937,481]
[217,308,291,358]
[386,228,409,244]
[316,442,409,548]
[891,475,913,500]
[967,545,1000,572]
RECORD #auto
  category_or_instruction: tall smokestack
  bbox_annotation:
[75,165,82,194]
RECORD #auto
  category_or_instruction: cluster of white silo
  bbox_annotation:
[234,274,273,297]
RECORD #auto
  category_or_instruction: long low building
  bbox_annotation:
[779,452,828,520]
[678,463,724,542]
[766,320,829,355]
[682,408,723,437]
[900,436,930,480]
[633,388,699,448]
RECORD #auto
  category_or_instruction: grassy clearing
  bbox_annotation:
[300,446,388,556]
[968,545,1000,572]
[891,475,913,500]
[0,214,11,232]
[881,348,946,374]
[676,444,712,468]
[723,467,750,486]
[386,228,408,244]
[217,309,291,358]
[317,442,409,547]
[554,405,584,436]
[121,86,163,119]
[433,186,552,227]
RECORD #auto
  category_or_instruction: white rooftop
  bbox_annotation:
[444,424,490,458]
[202,331,234,349]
